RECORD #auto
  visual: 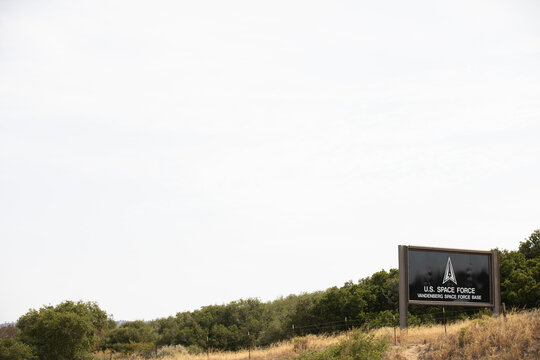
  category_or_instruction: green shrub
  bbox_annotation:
[296,331,387,360]
[17,301,110,360]
[186,344,204,355]
[0,339,36,360]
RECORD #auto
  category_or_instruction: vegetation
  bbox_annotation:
[16,301,113,360]
[3,229,538,359]
[418,310,540,360]
[104,320,157,356]
[93,310,538,360]
[0,339,36,360]
[498,229,540,308]
[296,332,387,360]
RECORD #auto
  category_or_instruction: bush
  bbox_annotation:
[0,326,20,340]
[17,301,111,360]
[296,331,387,360]
[155,344,188,358]
[0,339,36,360]
[105,320,157,346]
[186,344,205,355]
[498,229,540,308]
[370,310,398,328]
[103,320,158,357]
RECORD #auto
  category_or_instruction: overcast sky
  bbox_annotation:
[1,0,539,323]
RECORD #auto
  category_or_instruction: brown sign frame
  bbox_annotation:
[398,245,501,329]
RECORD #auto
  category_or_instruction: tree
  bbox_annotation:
[0,325,20,340]
[17,301,111,360]
[519,229,540,260]
[103,320,158,356]
[0,339,36,360]
[498,229,540,308]
[105,320,157,344]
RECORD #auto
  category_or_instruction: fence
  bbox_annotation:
[197,305,504,357]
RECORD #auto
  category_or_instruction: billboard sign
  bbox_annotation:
[398,245,501,329]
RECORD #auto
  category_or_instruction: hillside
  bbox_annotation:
[382,310,539,360]
[94,310,538,360]
[3,231,537,360]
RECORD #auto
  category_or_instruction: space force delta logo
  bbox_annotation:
[443,257,457,285]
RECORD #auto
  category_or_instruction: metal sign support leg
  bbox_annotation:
[492,250,501,317]
[399,245,409,329]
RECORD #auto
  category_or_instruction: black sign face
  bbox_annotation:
[408,249,491,304]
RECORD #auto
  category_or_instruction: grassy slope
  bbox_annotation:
[382,310,539,360]
[107,310,539,360]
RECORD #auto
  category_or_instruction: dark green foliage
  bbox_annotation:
[285,293,324,334]
[154,317,178,346]
[369,310,398,328]
[104,320,158,356]
[149,270,401,351]
[106,320,157,346]
[519,230,540,260]
[289,270,399,333]
[16,301,111,360]
[0,339,36,360]
[295,331,387,360]
[498,229,540,308]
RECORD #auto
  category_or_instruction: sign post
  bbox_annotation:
[399,245,500,329]
[398,245,409,329]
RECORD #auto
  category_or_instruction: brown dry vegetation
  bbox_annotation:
[109,310,538,360]
[95,334,346,360]
[418,310,539,360]
[383,310,539,360]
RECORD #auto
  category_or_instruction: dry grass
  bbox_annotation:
[382,310,540,360]
[376,319,472,360]
[418,310,540,360]
[105,334,345,360]
[373,318,472,346]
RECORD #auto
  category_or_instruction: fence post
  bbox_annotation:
[248,331,251,360]
[206,335,209,360]
[443,307,447,335]
[502,303,507,322]
[492,250,501,317]
[393,315,397,345]
[292,324,295,338]
[345,317,348,331]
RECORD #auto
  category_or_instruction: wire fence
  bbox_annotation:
[197,305,500,352]
[95,305,514,360]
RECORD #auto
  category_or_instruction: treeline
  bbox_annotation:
[150,268,398,353]
[1,230,538,360]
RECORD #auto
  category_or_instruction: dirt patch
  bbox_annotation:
[402,345,426,360]
[384,344,426,360]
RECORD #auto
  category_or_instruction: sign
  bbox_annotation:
[408,249,491,304]
[398,245,501,329]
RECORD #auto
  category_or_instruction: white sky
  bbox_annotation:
[1,0,539,323]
